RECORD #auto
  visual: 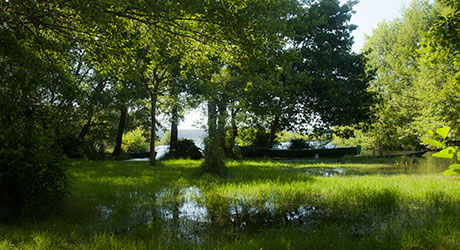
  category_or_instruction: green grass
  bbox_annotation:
[1,157,460,249]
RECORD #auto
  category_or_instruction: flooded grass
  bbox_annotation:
[2,156,460,249]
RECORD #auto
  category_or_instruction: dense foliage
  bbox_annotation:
[288,138,311,149]
[161,139,203,160]
[333,0,460,151]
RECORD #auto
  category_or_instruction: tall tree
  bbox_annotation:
[413,0,460,141]
[361,0,435,149]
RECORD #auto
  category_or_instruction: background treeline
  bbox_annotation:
[333,0,460,151]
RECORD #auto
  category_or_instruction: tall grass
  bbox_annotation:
[1,157,460,249]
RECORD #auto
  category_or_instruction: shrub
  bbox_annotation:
[159,130,171,145]
[57,135,106,160]
[0,120,69,220]
[288,138,311,149]
[121,127,149,153]
[162,139,203,160]
[237,127,278,148]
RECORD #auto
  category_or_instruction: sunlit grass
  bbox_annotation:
[1,157,460,249]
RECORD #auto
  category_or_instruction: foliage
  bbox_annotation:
[0,127,69,220]
[236,127,279,148]
[333,0,460,150]
[337,0,460,151]
[288,138,311,150]
[161,139,203,160]
[287,0,374,129]
[424,126,460,177]
[159,130,172,146]
[332,125,379,150]
[277,131,309,142]
[360,0,436,150]
[412,0,460,141]
[121,127,149,153]
[0,11,72,218]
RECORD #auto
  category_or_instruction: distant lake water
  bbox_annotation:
[157,129,207,140]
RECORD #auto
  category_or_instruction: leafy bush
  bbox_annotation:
[80,140,106,160]
[0,32,70,220]
[121,127,149,153]
[277,131,308,142]
[288,138,311,149]
[162,139,203,160]
[159,130,171,145]
[237,127,278,148]
[57,135,106,160]
[0,114,69,220]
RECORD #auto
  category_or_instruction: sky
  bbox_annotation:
[346,0,413,52]
[178,0,413,129]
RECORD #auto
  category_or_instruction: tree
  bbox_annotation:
[412,0,460,142]
[0,1,79,217]
[359,0,435,150]
[237,0,373,147]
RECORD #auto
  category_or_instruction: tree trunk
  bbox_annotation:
[228,108,238,157]
[78,109,93,141]
[202,98,226,175]
[149,92,158,166]
[170,105,179,152]
[78,81,107,141]
[217,99,227,151]
[208,99,218,139]
[112,105,127,159]
[267,114,280,148]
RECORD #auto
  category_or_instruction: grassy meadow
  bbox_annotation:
[1,156,460,249]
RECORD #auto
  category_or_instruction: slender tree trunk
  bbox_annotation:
[78,109,93,141]
[208,99,218,139]
[231,110,238,139]
[112,105,127,159]
[267,114,280,148]
[227,108,239,158]
[170,105,179,152]
[149,92,158,166]
[78,81,107,141]
[230,108,238,150]
[217,98,227,151]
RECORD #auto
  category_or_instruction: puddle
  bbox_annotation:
[95,186,320,242]
[305,167,346,177]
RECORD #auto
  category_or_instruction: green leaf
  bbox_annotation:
[426,129,434,135]
[423,138,443,149]
[432,147,457,159]
[449,164,460,170]
[435,126,451,139]
[443,169,460,176]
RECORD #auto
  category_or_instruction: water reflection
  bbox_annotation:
[305,168,345,177]
[414,153,450,174]
[96,186,322,242]
[98,154,453,242]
